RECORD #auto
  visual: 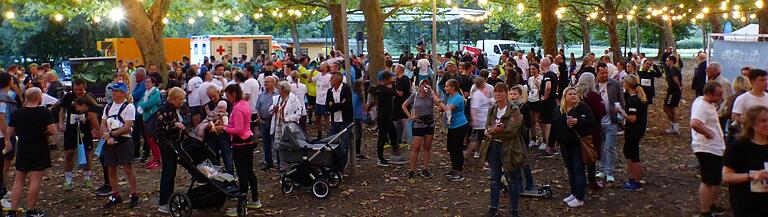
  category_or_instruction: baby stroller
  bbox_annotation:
[168,137,247,217]
[277,122,354,199]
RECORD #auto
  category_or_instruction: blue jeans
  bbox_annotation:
[259,119,274,166]
[561,142,586,200]
[600,123,619,176]
[330,122,350,170]
[206,134,234,174]
[158,147,177,206]
[488,142,521,214]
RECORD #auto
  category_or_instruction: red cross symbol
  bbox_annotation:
[216,45,226,55]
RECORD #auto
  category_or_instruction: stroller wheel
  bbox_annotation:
[328,171,342,188]
[312,180,330,199]
[169,193,192,217]
[282,180,295,194]
[236,198,247,217]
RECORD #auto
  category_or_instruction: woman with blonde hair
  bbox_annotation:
[722,105,768,217]
[723,75,752,125]
[550,87,596,207]
[620,74,649,191]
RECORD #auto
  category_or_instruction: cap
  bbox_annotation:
[110,82,128,93]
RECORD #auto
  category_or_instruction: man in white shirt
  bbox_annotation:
[194,71,223,109]
[211,64,228,88]
[186,69,203,124]
[600,56,618,79]
[100,82,140,208]
[690,82,727,217]
[326,73,352,168]
[513,51,529,80]
[312,62,332,139]
[731,69,768,124]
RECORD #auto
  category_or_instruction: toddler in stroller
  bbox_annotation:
[167,125,246,217]
[277,122,353,199]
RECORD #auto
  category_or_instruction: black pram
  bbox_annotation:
[168,137,247,217]
[277,122,353,199]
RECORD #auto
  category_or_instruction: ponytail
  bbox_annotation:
[635,85,648,103]
[623,74,647,103]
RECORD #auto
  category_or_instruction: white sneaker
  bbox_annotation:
[595,172,606,179]
[528,141,538,148]
[0,198,9,208]
[606,175,616,183]
[157,205,169,213]
[664,128,680,135]
[226,208,238,217]
[538,143,547,150]
[562,194,576,203]
[567,199,584,208]
[473,152,480,159]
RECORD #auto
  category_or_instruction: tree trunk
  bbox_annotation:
[656,18,675,58]
[604,0,624,62]
[759,6,768,41]
[579,16,591,57]
[539,0,559,56]
[290,20,303,57]
[360,0,385,83]
[708,13,723,41]
[328,2,347,52]
[121,0,170,84]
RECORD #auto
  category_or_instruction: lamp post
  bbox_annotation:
[432,0,438,81]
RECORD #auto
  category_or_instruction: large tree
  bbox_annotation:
[121,0,171,75]
[539,0,560,56]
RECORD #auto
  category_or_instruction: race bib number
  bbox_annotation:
[640,79,652,87]
[69,114,85,125]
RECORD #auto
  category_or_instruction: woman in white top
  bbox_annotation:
[526,65,544,148]
[466,77,493,158]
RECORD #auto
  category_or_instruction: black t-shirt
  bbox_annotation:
[666,66,682,94]
[10,106,54,159]
[723,140,768,217]
[624,93,648,128]
[540,71,559,102]
[456,74,474,94]
[394,75,411,104]
[372,85,395,121]
[61,93,99,132]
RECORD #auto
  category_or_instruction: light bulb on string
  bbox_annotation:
[188,17,195,24]
[54,13,64,22]
[4,11,15,19]
[197,11,204,17]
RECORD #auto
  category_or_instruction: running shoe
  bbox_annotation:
[420,170,432,178]
[595,172,606,179]
[566,199,584,208]
[1,198,9,209]
[225,208,238,217]
[664,128,680,135]
[448,174,465,182]
[606,175,616,183]
[102,195,122,209]
[444,170,458,177]
[528,141,538,149]
[25,209,46,217]
[157,205,169,213]
[473,152,480,159]
[376,160,391,167]
[562,194,576,203]
[246,200,262,209]
[623,180,643,191]
[63,181,73,191]
[95,186,112,196]
[128,195,139,208]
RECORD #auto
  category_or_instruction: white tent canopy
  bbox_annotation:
[724,24,759,41]
[320,7,486,23]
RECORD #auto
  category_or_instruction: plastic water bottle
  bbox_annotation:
[94,139,106,157]
[77,143,87,167]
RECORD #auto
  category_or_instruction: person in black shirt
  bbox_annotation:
[57,79,101,191]
[691,53,708,97]
[539,62,559,154]
[637,59,663,104]
[7,87,57,217]
[393,65,411,148]
[487,67,503,87]
[372,72,402,166]
[457,62,475,94]
[620,74,649,191]
[722,106,768,217]
[663,56,683,135]
[556,55,570,98]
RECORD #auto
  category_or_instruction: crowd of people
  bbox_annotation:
[0,45,764,217]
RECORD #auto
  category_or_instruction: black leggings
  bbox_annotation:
[377,119,399,161]
[232,145,259,201]
[447,124,469,171]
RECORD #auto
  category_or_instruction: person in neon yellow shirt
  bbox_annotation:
[298,56,319,122]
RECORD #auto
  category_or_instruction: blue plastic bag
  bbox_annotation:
[77,143,87,167]
[94,139,105,157]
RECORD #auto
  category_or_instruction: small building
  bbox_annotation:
[275,38,333,59]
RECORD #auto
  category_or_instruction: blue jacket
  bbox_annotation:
[131,79,146,104]
[136,87,162,121]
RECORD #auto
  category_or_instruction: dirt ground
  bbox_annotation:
[19,59,725,216]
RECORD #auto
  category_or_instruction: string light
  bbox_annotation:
[109,7,125,22]
[212,16,219,23]
[751,13,757,19]
[53,14,64,22]
[234,16,241,21]
[757,0,765,9]
[187,17,195,24]
[162,17,169,24]
[3,11,14,19]
[197,11,204,17]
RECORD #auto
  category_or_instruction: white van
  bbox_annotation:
[476,40,522,67]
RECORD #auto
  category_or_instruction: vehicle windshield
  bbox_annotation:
[498,44,519,52]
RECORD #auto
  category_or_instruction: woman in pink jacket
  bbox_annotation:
[217,84,262,215]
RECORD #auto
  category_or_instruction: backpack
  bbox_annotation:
[105,102,129,132]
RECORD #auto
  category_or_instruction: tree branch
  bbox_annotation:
[571,1,604,10]
[384,2,417,19]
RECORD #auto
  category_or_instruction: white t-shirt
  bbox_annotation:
[418,59,431,76]
[690,97,725,156]
[102,102,136,137]
[550,63,559,76]
[606,63,618,79]
[513,56,529,80]
[732,92,768,116]
[243,78,261,113]
[290,81,308,104]
[470,87,492,130]
[313,73,332,105]
[331,86,343,123]
[212,77,228,89]
[186,76,204,106]
[195,81,223,106]
[527,75,542,102]
[42,93,57,107]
